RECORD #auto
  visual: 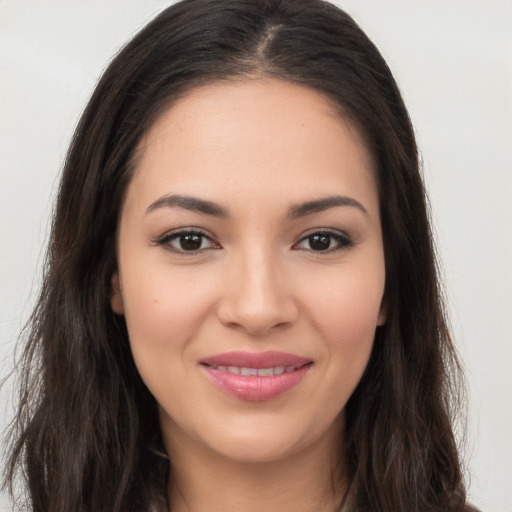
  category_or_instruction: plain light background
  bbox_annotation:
[1,1,511,511]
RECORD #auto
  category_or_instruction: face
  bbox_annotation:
[111,78,386,465]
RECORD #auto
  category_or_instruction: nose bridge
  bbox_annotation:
[217,242,297,335]
[240,244,279,305]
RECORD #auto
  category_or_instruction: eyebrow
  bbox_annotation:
[287,195,368,219]
[146,193,367,218]
[146,194,229,217]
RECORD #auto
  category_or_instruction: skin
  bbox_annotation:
[111,78,386,512]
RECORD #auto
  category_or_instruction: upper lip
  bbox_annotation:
[200,351,312,369]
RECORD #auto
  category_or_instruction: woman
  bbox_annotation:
[3,0,473,510]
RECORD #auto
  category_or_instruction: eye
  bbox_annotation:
[294,230,354,252]
[156,229,220,254]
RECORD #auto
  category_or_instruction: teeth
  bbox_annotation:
[240,367,258,376]
[212,365,297,375]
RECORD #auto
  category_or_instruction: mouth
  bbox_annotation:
[200,351,313,401]
[204,364,307,376]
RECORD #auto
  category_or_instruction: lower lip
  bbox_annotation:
[201,365,311,401]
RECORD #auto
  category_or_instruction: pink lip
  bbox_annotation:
[201,350,311,369]
[200,351,312,401]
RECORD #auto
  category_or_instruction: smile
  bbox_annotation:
[200,351,313,401]
[207,365,301,376]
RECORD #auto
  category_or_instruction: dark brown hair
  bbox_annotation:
[3,1,468,510]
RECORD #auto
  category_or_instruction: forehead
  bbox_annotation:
[128,78,378,215]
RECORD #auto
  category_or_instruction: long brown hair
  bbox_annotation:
[3,1,468,510]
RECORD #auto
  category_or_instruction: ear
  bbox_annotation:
[377,298,387,326]
[110,271,125,315]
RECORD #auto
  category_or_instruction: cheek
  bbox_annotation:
[303,267,383,389]
[119,265,217,382]
[304,264,384,341]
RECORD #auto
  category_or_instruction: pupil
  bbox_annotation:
[309,234,330,251]
[180,234,201,251]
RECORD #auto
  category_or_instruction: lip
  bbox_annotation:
[200,351,313,401]
[201,350,311,369]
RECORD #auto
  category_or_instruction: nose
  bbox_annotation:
[216,248,299,336]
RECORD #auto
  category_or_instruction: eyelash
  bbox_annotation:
[293,229,355,253]
[154,228,220,254]
[154,228,355,255]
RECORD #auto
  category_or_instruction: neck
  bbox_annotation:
[164,430,345,512]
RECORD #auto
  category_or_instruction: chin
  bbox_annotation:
[201,412,342,465]
[211,433,302,464]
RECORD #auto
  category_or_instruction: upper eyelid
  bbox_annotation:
[296,227,351,240]
[156,226,216,241]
